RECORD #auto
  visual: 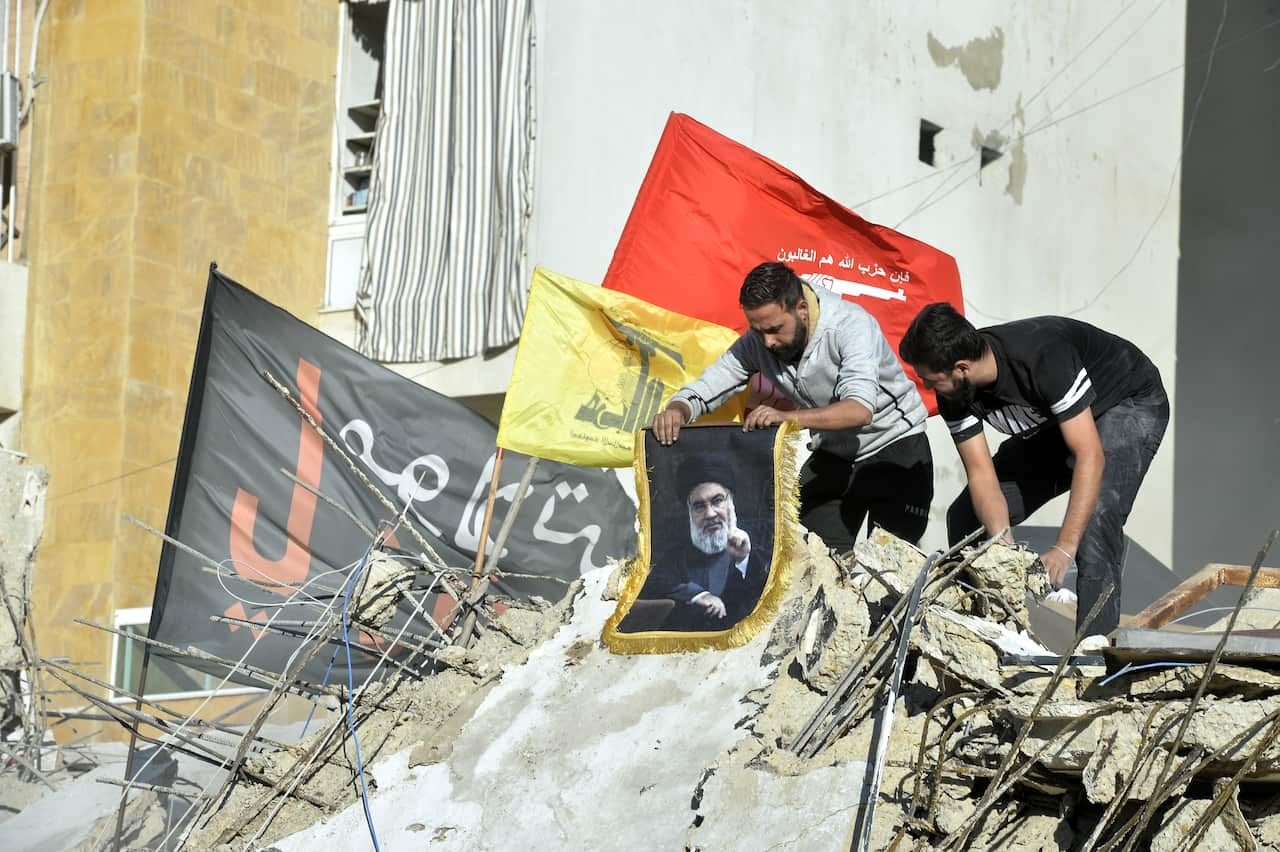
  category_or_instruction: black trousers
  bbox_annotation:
[799,432,934,551]
[946,393,1170,635]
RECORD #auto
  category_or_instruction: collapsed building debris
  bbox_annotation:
[0,455,47,749]
[687,527,1280,851]
[180,585,579,849]
[6,435,1280,852]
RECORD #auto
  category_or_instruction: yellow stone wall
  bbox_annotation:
[23,1,338,733]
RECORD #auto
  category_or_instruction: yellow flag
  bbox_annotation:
[497,268,744,467]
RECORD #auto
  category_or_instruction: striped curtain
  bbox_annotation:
[355,0,535,363]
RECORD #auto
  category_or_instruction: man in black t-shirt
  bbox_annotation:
[898,303,1169,636]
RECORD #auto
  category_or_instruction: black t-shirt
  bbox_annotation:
[940,317,1164,442]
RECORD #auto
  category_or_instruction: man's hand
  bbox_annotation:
[696,594,727,619]
[726,527,751,563]
[652,403,690,445]
[1040,546,1075,590]
[743,405,794,431]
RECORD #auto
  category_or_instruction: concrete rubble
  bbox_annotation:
[9,510,1280,849]
[184,587,581,849]
[197,526,1278,851]
[350,552,417,630]
[0,454,47,741]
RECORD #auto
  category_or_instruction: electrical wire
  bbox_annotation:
[89,560,355,851]
[340,544,382,851]
[855,0,1149,214]
[893,0,1171,232]
[1099,660,1196,686]
[965,2,1250,322]
[1169,605,1280,626]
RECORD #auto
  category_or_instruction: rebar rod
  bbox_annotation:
[940,580,1116,850]
[261,370,452,574]
[1119,529,1277,852]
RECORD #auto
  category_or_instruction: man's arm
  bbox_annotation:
[653,340,754,444]
[1042,408,1105,588]
[744,399,871,431]
[955,433,1013,542]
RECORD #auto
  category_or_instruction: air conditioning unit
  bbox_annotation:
[0,73,20,152]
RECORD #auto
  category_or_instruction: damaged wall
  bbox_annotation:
[0,456,47,736]
[22,1,339,732]
[529,1,1185,574]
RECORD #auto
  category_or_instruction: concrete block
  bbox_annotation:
[1151,789,1255,852]
[1112,628,1280,665]
[796,582,870,694]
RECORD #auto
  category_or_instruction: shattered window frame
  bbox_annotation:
[108,607,263,703]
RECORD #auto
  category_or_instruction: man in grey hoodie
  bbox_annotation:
[651,262,934,549]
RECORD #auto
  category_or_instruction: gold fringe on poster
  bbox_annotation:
[603,421,801,654]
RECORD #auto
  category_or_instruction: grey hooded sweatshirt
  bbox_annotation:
[669,285,927,461]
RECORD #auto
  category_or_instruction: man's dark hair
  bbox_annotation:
[898,302,988,373]
[739,262,804,310]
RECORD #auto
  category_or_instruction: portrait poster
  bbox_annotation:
[603,423,800,653]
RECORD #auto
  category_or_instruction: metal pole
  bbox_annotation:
[851,550,941,852]
[458,448,505,644]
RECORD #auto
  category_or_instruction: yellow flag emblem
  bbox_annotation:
[497,268,744,467]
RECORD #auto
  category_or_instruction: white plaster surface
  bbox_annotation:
[690,762,869,851]
[1,758,130,852]
[528,1,1186,566]
[275,569,779,851]
[0,260,28,424]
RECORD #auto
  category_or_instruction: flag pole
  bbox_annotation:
[459,448,505,645]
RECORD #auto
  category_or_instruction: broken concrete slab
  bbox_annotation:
[1111,627,1280,665]
[1082,715,1184,804]
[1001,694,1280,777]
[352,552,416,629]
[963,542,1047,625]
[687,761,868,850]
[272,569,783,852]
[912,607,1052,694]
[1252,811,1280,850]
[965,800,1074,852]
[849,528,929,600]
[1109,662,1280,700]
[1204,587,1280,633]
[1151,789,1256,852]
[796,582,870,694]
[913,608,1006,692]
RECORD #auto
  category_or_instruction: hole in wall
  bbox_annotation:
[918,120,942,166]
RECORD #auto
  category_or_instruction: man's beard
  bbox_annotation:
[768,315,808,364]
[690,504,738,555]
[939,376,977,407]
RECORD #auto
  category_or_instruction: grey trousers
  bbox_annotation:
[946,393,1170,635]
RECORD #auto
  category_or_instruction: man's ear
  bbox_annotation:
[795,298,809,321]
[954,359,973,377]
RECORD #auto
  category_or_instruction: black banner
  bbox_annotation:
[147,268,634,684]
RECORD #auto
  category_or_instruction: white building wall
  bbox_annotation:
[528,0,1185,564]
[0,261,27,451]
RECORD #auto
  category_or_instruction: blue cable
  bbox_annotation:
[1099,661,1196,686]
[298,645,340,739]
[340,545,381,852]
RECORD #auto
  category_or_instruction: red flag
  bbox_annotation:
[602,113,963,413]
